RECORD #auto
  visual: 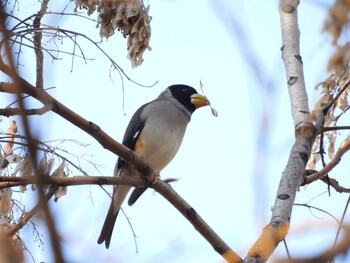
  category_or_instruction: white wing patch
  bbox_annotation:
[133,130,141,139]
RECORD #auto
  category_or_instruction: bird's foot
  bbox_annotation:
[150,172,160,185]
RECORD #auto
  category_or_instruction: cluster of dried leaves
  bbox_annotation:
[308,74,349,168]
[0,120,18,217]
[0,119,71,261]
[0,120,23,262]
[307,0,350,177]
[323,0,350,45]
[74,0,152,68]
[1,121,68,199]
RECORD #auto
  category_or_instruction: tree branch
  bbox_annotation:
[246,1,316,262]
[6,185,58,237]
[152,181,242,262]
[302,136,350,186]
[33,0,48,89]
[0,175,145,189]
[0,173,243,262]
[0,104,52,116]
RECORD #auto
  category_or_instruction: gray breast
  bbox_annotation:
[139,99,191,171]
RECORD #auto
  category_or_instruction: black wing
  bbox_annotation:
[116,103,149,171]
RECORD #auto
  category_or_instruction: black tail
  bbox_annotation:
[97,203,119,249]
[128,187,148,206]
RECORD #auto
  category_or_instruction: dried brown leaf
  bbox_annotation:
[4,120,18,155]
[310,93,333,120]
[0,188,12,216]
[54,186,67,202]
[52,160,67,202]
[327,44,350,76]
[51,160,66,178]
[328,130,337,159]
[38,155,53,175]
[16,156,33,193]
[338,86,350,111]
[5,154,21,163]
[340,135,350,149]
[323,0,350,44]
[306,136,321,169]
[306,153,320,170]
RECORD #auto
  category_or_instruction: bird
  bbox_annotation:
[97,84,212,248]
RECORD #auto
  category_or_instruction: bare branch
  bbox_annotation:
[323,125,350,131]
[5,185,58,237]
[151,180,243,263]
[0,104,52,117]
[33,0,48,89]
[0,175,145,189]
[7,25,157,87]
[302,136,350,187]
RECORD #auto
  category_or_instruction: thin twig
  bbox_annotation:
[9,26,157,88]
[322,79,350,115]
[302,136,350,186]
[322,125,350,131]
[6,186,58,237]
[0,104,52,116]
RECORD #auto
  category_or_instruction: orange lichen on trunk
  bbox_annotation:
[247,222,290,262]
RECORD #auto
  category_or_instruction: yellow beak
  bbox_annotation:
[190,94,210,109]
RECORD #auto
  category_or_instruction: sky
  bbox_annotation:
[2,0,350,262]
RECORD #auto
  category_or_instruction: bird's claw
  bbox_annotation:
[151,172,160,185]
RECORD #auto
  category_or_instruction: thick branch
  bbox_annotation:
[246,1,316,262]
[0,175,145,189]
[152,181,242,263]
[279,0,312,130]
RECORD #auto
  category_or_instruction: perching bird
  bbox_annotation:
[97,84,213,248]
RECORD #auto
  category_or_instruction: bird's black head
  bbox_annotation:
[168,84,198,114]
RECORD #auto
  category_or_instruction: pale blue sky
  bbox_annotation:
[3,0,350,262]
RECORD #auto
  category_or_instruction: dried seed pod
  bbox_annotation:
[51,160,67,202]
[75,0,152,68]
[13,156,33,193]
